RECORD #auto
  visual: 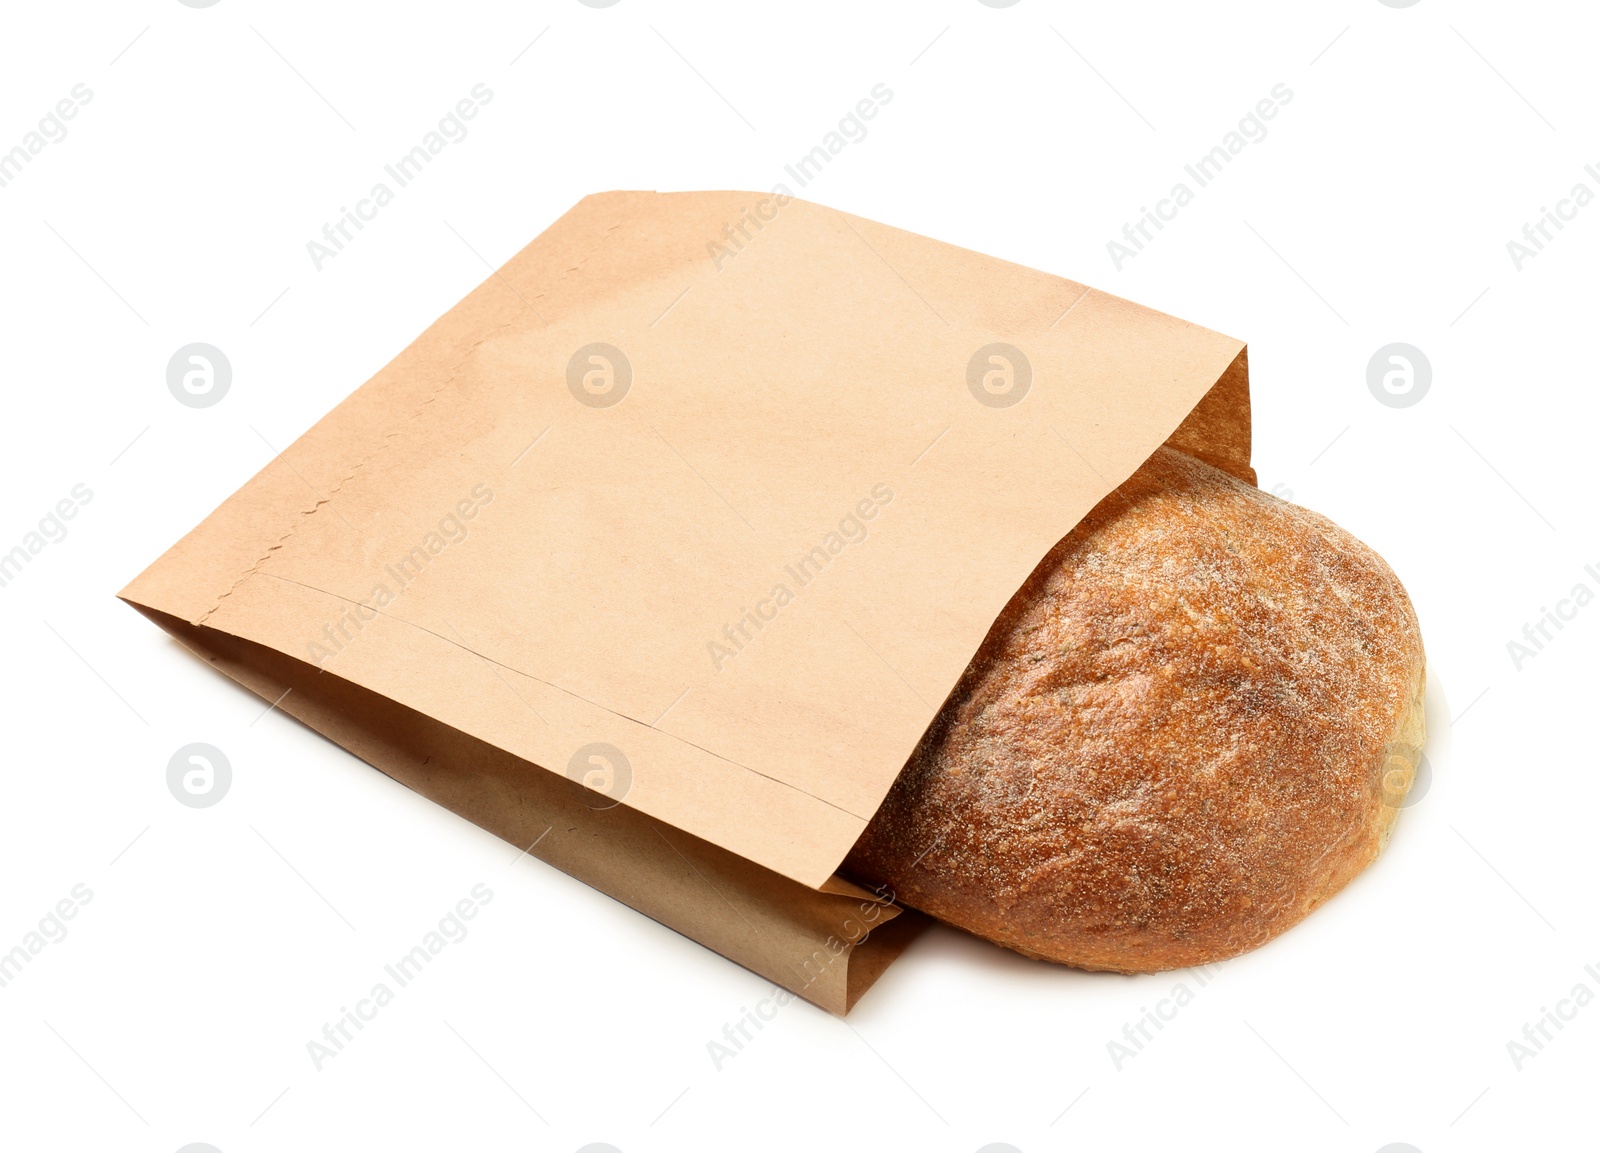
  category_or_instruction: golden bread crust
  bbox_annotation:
[844,447,1425,972]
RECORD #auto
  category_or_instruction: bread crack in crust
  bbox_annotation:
[844,447,1425,972]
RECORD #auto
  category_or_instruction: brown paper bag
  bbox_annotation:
[121,191,1251,1013]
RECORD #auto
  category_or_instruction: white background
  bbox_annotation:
[1,1,1596,1150]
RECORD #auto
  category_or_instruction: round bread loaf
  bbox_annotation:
[844,446,1425,972]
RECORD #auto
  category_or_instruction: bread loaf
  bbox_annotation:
[844,446,1424,972]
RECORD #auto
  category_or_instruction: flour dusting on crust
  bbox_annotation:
[844,447,1425,972]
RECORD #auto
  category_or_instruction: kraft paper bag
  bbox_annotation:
[121,190,1251,1012]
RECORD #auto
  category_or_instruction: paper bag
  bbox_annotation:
[121,190,1251,1012]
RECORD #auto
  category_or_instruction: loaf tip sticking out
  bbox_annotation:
[844,447,1425,973]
